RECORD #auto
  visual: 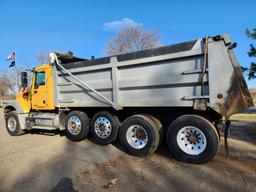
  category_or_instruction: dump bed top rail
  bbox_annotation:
[55,40,198,69]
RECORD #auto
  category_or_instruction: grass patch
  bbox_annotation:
[230,113,256,123]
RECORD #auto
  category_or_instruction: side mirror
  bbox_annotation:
[21,71,28,88]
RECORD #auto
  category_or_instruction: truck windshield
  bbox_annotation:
[34,71,45,89]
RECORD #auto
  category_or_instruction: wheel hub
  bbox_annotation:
[135,129,146,140]
[99,124,106,131]
[94,117,112,138]
[126,125,148,149]
[7,117,17,132]
[187,132,198,144]
[70,122,76,128]
[67,116,82,135]
[176,126,207,155]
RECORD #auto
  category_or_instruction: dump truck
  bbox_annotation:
[4,33,253,164]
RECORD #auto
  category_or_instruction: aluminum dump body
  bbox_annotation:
[52,33,253,117]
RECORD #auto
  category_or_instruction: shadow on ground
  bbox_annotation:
[50,177,77,192]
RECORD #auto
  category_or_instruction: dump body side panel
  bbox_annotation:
[55,39,210,109]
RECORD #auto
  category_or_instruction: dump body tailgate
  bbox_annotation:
[208,34,253,117]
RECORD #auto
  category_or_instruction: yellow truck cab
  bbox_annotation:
[16,64,55,112]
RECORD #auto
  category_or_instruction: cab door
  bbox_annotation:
[31,65,55,110]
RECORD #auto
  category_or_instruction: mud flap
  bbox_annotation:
[224,118,231,156]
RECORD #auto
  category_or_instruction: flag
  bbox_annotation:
[6,52,15,60]
[9,60,15,68]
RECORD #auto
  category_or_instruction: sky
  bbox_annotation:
[0,0,255,87]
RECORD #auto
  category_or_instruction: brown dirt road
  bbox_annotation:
[0,108,255,192]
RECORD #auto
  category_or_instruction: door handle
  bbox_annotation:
[34,90,38,94]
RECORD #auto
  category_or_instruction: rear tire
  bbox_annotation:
[65,111,90,141]
[167,115,219,164]
[119,114,160,157]
[144,114,164,148]
[5,111,25,136]
[90,111,120,145]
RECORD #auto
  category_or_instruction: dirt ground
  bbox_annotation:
[0,108,255,192]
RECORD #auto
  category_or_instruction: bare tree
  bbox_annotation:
[106,26,161,55]
[0,73,13,104]
[36,52,49,64]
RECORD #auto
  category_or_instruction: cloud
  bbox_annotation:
[102,18,142,31]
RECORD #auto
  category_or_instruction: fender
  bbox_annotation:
[4,102,26,114]
[4,102,28,130]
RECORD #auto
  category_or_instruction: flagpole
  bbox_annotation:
[14,51,18,93]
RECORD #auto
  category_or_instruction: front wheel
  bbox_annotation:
[5,111,25,136]
[167,115,219,164]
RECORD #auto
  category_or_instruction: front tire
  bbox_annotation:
[5,111,25,136]
[119,114,160,157]
[167,115,219,164]
[65,111,90,141]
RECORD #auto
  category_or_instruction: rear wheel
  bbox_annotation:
[65,111,90,141]
[119,114,160,157]
[91,111,120,145]
[167,115,219,164]
[5,111,25,136]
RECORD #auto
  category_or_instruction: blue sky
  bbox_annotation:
[0,0,255,87]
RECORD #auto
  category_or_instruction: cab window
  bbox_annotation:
[34,72,45,89]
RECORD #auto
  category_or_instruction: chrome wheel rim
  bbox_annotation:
[67,116,82,135]
[126,125,148,149]
[176,126,207,155]
[94,117,112,138]
[7,117,17,132]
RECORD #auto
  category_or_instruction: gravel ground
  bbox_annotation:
[0,108,255,192]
